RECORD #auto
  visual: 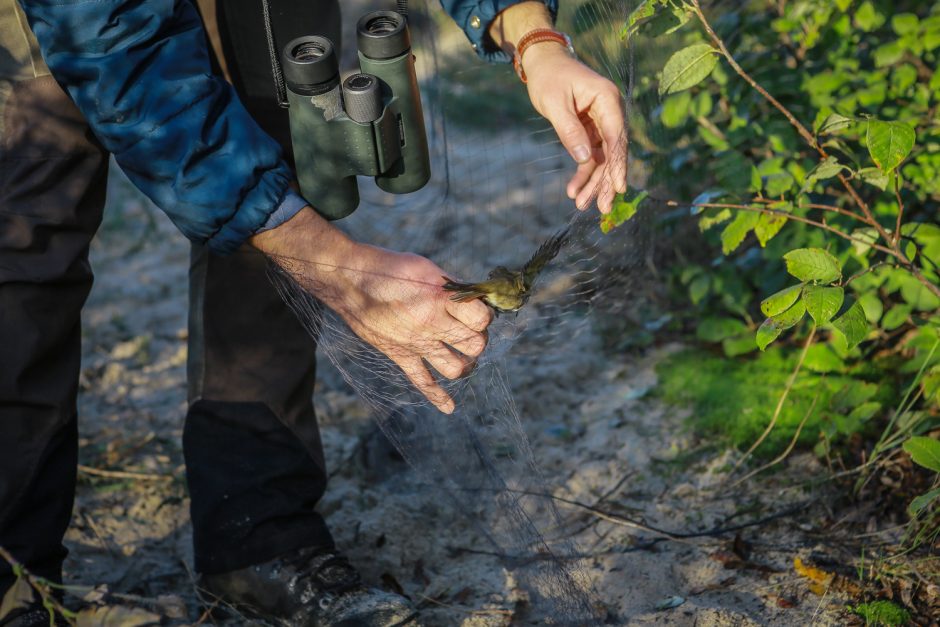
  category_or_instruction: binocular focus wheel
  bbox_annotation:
[343,74,383,123]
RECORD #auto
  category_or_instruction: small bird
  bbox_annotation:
[442,227,570,314]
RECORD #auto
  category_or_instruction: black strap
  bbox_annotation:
[261,0,289,107]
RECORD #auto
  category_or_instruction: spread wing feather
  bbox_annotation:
[522,227,570,289]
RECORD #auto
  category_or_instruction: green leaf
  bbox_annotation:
[882,304,912,330]
[803,285,845,324]
[661,91,692,128]
[643,2,692,38]
[891,13,919,35]
[600,190,648,233]
[697,317,748,342]
[817,113,854,135]
[804,343,845,373]
[756,300,807,351]
[851,228,879,256]
[756,318,783,351]
[831,301,869,349]
[855,167,889,191]
[621,0,661,40]
[720,211,760,254]
[659,43,719,96]
[689,274,711,305]
[699,208,732,232]
[783,248,842,283]
[722,334,758,357]
[690,91,713,117]
[760,284,803,317]
[909,487,940,516]
[802,156,848,192]
[866,119,916,172]
[858,291,884,324]
[755,208,789,247]
[903,436,940,472]
[854,1,885,32]
[905,240,917,262]
[899,275,940,311]
[773,298,807,330]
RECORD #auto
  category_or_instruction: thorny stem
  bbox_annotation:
[688,0,940,301]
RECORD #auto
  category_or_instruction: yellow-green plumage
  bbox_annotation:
[442,227,570,314]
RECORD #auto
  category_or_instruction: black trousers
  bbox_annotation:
[0,0,341,595]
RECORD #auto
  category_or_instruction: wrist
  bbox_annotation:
[250,206,359,291]
[488,1,554,54]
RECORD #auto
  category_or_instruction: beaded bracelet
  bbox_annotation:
[512,28,575,83]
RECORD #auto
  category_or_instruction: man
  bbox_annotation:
[0,0,625,624]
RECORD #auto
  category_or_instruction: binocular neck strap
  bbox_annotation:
[261,0,289,107]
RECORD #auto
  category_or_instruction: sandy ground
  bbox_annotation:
[57,154,858,626]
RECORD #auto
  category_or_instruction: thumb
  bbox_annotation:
[548,106,592,164]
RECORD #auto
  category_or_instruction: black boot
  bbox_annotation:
[200,546,419,626]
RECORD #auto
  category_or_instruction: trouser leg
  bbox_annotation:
[0,70,108,593]
[184,0,341,575]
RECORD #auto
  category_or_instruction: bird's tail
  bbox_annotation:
[441,276,486,303]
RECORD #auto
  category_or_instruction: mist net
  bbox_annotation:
[264,0,678,622]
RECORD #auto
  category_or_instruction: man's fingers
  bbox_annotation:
[548,105,594,166]
[445,297,493,333]
[592,91,628,193]
[576,163,608,211]
[425,343,474,380]
[567,160,596,201]
[394,355,455,414]
[446,327,488,359]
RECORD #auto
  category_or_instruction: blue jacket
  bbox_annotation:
[18,0,556,254]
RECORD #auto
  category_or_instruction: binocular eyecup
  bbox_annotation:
[282,11,411,94]
[280,9,430,220]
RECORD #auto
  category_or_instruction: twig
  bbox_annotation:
[893,176,904,248]
[843,262,896,287]
[729,391,820,488]
[730,326,817,475]
[0,546,75,624]
[416,594,514,616]
[664,200,899,257]
[450,485,812,542]
[77,464,173,482]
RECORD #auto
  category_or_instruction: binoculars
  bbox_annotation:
[282,11,431,220]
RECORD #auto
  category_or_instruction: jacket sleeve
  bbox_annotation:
[18,0,299,254]
[439,0,559,62]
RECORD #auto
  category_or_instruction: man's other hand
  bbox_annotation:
[489,1,628,214]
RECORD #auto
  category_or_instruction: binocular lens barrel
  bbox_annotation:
[342,74,383,123]
[282,35,339,94]
[357,11,411,60]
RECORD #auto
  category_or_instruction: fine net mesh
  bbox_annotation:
[263,0,701,621]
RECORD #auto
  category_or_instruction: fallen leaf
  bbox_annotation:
[75,605,161,627]
[653,595,685,611]
[0,578,35,621]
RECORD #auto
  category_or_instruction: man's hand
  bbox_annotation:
[489,2,627,213]
[251,208,492,414]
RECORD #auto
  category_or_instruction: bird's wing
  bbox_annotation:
[522,227,570,289]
